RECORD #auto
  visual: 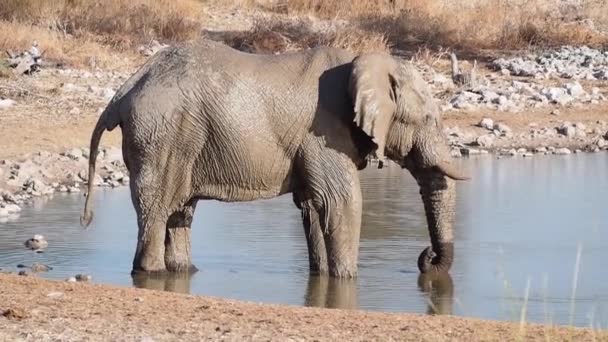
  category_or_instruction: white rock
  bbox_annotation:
[493,123,512,136]
[558,123,576,137]
[476,134,495,147]
[0,99,16,109]
[4,204,21,213]
[66,148,83,160]
[555,148,572,155]
[478,118,494,130]
[69,107,81,115]
[566,82,586,97]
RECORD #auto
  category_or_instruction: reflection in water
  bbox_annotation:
[132,272,194,294]
[305,276,358,310]
[417,273,454,315]
[1,154,607,327]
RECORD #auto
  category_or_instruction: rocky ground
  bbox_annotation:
[0,273,605,341]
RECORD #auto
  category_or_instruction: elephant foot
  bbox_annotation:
[132,251,167,275]
[325,262,358,279]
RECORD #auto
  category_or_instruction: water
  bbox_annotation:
[1,153,607,328]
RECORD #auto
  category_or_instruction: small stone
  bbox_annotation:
[534,147,547,153]
[2,308,28,320]
[30,263,52,272]
[517,148,527,154]
[75,274,92,282]
[476,134,495,147]
[69,107,81,115]
[565,82,585,97]
[18,270,29,276]
[0,99,16,109]
[66,277,77,282]
[4,204,21,213]
[478,118,494,130]
[522,152,534,157]
[46,292,64,298]
[598,139,608,148]
[134,297,144,302]
[551,109,560,116]
[66,148,83,160]
[558,123,576,138]
[493,123,512,136]
[67,186,81,193]
[24,235,48,250]
[555,148,572,155]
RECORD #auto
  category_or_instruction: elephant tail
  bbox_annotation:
[80,116,109,228]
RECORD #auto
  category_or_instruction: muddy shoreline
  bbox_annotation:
[0,273,605,341]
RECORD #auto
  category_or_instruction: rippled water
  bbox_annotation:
[1,153,607,328]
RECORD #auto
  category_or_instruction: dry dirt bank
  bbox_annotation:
[0,273,606,342]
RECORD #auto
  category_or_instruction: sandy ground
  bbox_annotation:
[0,273,605,342]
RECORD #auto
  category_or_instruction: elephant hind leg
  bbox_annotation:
[165,199,198,273]
[130,164,194,274]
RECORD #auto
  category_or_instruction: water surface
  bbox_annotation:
[1,153,607,328]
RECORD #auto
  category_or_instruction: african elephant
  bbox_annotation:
[80,38,468,278]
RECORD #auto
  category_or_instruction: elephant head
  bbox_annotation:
[348,54,469,274]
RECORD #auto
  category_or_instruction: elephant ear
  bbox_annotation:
[348,54,399,167]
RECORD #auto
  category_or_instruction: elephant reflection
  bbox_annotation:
[417,272,454,315]
[304,275,358,310]
[132,272,193,293]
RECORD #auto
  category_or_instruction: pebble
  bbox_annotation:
[65,277,77,282]
[476,134,495,147]
[555,148,572,155]
[46,292,64,298]
[24,235,48,250]
[30,263,52,272]
[478,118,494,130]
[0,99,16,109]
[75,274,92,282]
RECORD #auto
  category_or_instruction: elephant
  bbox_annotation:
[80,38,469,278]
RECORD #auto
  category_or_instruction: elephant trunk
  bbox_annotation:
[417,174,456,274]
[411,125,465,274]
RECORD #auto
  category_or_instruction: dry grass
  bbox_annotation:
[0,21,136,70]
[222,0,608,50]
[0,0,202,68]
[221,18,389,54]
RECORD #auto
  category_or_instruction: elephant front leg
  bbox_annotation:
[301,177,362,278]
[165,200,198,273]
[323,189,362,278]
[300,202,328,275]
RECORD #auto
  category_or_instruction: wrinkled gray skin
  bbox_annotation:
[81,39,468,278]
